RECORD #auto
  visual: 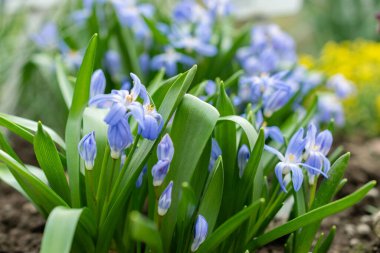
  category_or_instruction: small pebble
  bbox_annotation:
[345,224,355,236]
[360,215,371,224]
[357,224,371,235]
[373,211,380,238]
[350,238,360,246]
[367,188,379,198]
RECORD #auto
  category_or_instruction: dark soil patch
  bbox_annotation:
[0,182,44,253]
[0,137,379,252]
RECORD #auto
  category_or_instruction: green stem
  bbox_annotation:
[308,175,318,209]
[109,135,141,202]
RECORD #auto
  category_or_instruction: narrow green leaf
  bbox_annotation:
[0,150,68,217]
[34,122,71,203]
[40,207,94,253]
[0,164,47,200]
[0,113,65,149]
[161,94,220,251]
[55,56,73,108]
[198,156,224,232]
[129,211,164,253]
[248,181,376,250]
[315,226,336,253]
[197,199,265,253]
[217,115,258,149]
[65,34,98,207]
[142,16,169,44]
[295,153,350,252]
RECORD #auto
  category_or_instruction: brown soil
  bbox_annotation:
[0,137,379,252]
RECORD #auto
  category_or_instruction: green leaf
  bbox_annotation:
[40,207,95,253]
[315,226,336,253]
[197,199,265,253]
[237,129,265,206]
[129,211,164,253]
[217,115,258,149]
[161,94,220,251]
[175,182,197,252]
[142,16,169,45]
[0,150,68,217]
[65,34,98,207]
[198,156,224,232]
[0,164,47,200]
[55,56,73,108]
[96,66,198,253]
[295,153,350,252]
[0,113,65,149]
[247,181,376,250]
[34,122,71,203]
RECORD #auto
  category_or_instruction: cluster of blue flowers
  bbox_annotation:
[78,70,208,251]
[264,123,333,192]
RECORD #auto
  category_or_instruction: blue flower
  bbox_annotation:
[107,115,134,159]
[32,22,59,49]
[152,134,174,186]
[304,123,333,180]
[104,50,121,77]
[238,145,250,178]
[90,69,106,98]
[78,131,97,170]
[136,165,147,188]
[191,214,208,252]
[158,181,173,216]
[204,0,232,17]
[209,138,222,171]
[326,74,355,99]
[89,73,145,126]
[137,92,163,140]
[264,128,328,192]
[151,47,195,77]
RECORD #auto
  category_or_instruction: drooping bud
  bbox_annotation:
[158,181,173,216]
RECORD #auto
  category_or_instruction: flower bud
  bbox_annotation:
[78,131,97,170]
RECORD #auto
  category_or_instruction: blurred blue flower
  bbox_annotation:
[107,115,134,159]
[191,214,208,252]
[151,47,195,76]
[32,22,59,49]
[111,0,154,40]
[209,138,222,171]
[305,123,333,181]
[205,80,216,96]
[326,74,355,99]
[90,69,106,98]
[136,165,147,188]
[264,128,327,192]
[237,24,296,74]
[204,0,232,17]
[104,50,121,77]
[158,181,173,216]
[314,94,345,126]
[238,144,250,178]
[78,131,97,170]
[152,134,174,186]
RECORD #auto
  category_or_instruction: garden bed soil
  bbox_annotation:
[1,136,380,253]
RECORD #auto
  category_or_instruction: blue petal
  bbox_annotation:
[191,214,208,252]
[157,134,174,161]
[130,73,142,100]
[275,163,287,192]
[104,103,126,125]
[238,145,250,178]
[316,130,333,155]
[285,128,306,161]
[158,181,173,216]
[290,165,304,192]
[266,126,284,144]
[151,160,171,186]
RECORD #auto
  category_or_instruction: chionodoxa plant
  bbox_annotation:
[0,33,374,253]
